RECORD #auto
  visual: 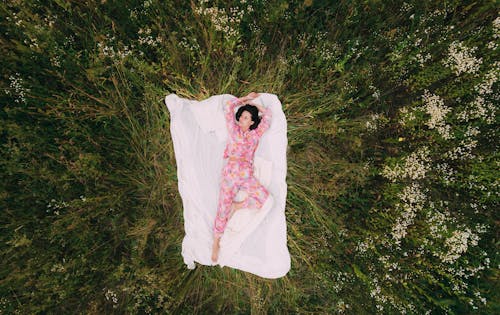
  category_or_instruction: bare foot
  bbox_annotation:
[211,237,220,262]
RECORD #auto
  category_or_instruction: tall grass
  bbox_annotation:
[1,0,498,314]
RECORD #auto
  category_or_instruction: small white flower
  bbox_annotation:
[381,146,431,182]
[443,41,483,76]
[421,90,453,139]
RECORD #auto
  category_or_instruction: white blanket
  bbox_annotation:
[165,93,290,279]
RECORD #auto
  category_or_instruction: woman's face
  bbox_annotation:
[238,110,254,131]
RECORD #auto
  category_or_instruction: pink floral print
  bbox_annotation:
[213,97,272,238]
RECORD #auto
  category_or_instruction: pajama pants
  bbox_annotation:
[213,160,269,238]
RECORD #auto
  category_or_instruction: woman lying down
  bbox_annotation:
[212,92,273,262]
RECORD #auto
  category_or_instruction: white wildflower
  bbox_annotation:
[443,41,483,75]
[398,106,416,126]
[381,146,431,182]
[97,34,133,60]
[50,263,66,273]
[439,227,479,263]
[435,162,456,185]
[5,73,30,104]
[194,1,251,39]
[138,27,161,47]
[400,2,413,13]
[444,126,479,160]
[421,90,453,139]
[104,288,119,308]
[427,208,450,239]
[457,64,499,124]
[493,16,500,39]
[369,84,381,100]
[178,36,200,53]
[391,182,427,243]
[50,55,61,67]
[414,52,432,67]
[487,41,498,50]
[366,113,381,131]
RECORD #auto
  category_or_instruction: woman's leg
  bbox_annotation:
[212,163,241,262]
[213,176,239,239]
[211,235,221,263]
[239,175,270,210]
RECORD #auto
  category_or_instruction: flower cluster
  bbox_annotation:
[365,114,380,132]
[444,126,479,160]
[50,261,66,273]
[348,38,363,60]
[138,27,162,47]
[492,16,500,39]
[319,45,339,61]
[46,198,69,216]
[355,236,374,255]
[369,84,381,100]
[427,206,452,239]
[104,288,118,308]
[129,0,154,20]
[487,17,499,50]
[398,106,416,126]
[96,34,133,60]
[438,225,482,263]
[457,63,499,124]
[435,162,456,186]
[445,252,490,284]
[400,2,413,14]
[303,31,342,67]
[367,275,409,312]
[369,278,387,311]
[365,112,388,132]
[50,54,61,67]
[381,146,431,182]
[336,299,350,313]
[289,53,301,65]
[194,0,254,39]
[5,73,30,104]
[414,52,432,67]
[391,182,428,244]
[297,32,311,47]
[474,63,500,96]
[421,90,453,139]
[5,11,23,27]
[178,36,200,53]
[23,36,39,50]
[43,14,57,28]
[443,41,483,76]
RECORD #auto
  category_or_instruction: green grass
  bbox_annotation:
[1,0,498,314]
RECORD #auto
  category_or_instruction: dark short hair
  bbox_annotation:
[235,104,261,130]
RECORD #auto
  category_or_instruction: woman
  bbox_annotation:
[212,92,273,262]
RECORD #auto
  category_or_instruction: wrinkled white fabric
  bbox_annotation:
[165,93,290,279]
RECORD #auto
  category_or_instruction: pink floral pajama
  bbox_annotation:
[213,97,272,238]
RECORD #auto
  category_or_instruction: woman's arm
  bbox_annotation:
[225,97,243,134]
[254,104,272,137]
[225,93,259,131]
[225,93,260,132]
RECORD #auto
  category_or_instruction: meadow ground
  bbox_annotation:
[1,1,498,314]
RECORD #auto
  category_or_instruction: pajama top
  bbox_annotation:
[223,97,272,164]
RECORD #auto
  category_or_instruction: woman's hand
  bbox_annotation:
[236,92,259,104]
[230,92,259,105]
[246,92,260,99]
